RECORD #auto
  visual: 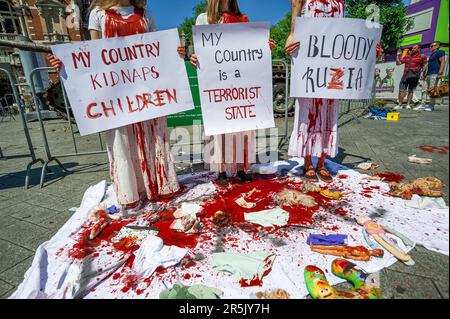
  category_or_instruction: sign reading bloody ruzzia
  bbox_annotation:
[51,29,194,136]
[290,18,383,100]
[192,22,275,137]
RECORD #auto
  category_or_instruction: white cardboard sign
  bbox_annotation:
[290,17,383,100]
[193,22,275,136]
[51,29,194,136]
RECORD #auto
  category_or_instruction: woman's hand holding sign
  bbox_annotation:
[48,55,63,73]
[285,33,300,56]
[190,54,198,68]
[269,39,276,51]
[177,45,186,59]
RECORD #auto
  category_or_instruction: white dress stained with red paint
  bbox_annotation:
[89,6,179,205]
[288,0,345,159]
[196,13,256,175]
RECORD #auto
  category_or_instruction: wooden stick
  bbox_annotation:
[372,234,411,262]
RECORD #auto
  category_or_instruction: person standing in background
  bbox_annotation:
[415,41,446,111]
[395,45,427,110]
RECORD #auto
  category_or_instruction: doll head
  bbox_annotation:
[207,0,244,24]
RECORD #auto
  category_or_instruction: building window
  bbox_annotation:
[0,0,23,35]
[405,8,434,35]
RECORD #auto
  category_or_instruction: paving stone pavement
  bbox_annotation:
[0,101,448,299]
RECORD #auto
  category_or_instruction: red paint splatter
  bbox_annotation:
[67,219,133,260]
[151,208,199,249]
[375,172,405,183]
[201,177,333,229]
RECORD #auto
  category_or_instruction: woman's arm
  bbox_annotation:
[438,55,446,78]
[285,0,302,56]
[90,30,101,40]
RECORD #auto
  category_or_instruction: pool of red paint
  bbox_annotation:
[67,219,133,260]
[375,172,405,183]
[201,177,333,228]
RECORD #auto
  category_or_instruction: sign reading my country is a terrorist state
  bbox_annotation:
[193,22,275,136]
[51,29,194,136]
[290,18,383,100]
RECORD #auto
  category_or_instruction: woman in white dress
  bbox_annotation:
[285,0,344,183]
[49,0,185,210]
[190,0,275,184]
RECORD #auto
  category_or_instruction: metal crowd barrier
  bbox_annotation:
[0,67,46,188]
[27,67,106,188]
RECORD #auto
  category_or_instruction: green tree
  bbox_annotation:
[270,13,292,61]
[178,0,208,41]
[345,0,411,51]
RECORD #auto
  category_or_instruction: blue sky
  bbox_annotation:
[148,0,412,30]
[148,0,291,30]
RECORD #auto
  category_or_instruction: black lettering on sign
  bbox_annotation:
[308,35,319,58]
[302,67,315,93]
[202,32,223,47]
[332,35,345,59]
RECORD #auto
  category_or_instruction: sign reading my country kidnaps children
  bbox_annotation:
[51,29,194,136]
[193,22,275,136]
[290,17,383,100]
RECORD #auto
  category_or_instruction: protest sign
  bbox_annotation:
[51,29,194,136]
[290,18,382,100]
[193,22,275,137]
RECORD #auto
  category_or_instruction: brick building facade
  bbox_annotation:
[0,0,90,100]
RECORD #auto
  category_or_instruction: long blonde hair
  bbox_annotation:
[93,0,146,11]
[293,0,306,17]
[207,0,243,24]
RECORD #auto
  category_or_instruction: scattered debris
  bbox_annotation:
[170,215,203,234]
[212,210,233,227]
[88,204,111,239]
[389,177,445,200]
[274,188,317,207]
[357,162,379,170]
[244,207,290,228]
[309,244,384,261]
[301,182,321,193]
[356,217,413,264]
[235,196,257,209]
[306,234,347,246]
[256,289,290,299]
[111,226,157,248]
[89,218,110,240]
[305,260,381,299]
[212,252,276,287]
[160,282,223,299]
[320,189,342,200]
[408,155,433,165]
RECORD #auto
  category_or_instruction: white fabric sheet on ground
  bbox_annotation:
[10,159,449,299]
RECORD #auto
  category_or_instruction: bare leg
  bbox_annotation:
[398,90,405,106]
[303,155,318,181]
[316,152,333,183]
[317,153,327,169]
[407,90,414,107]
[304,155,313,169]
